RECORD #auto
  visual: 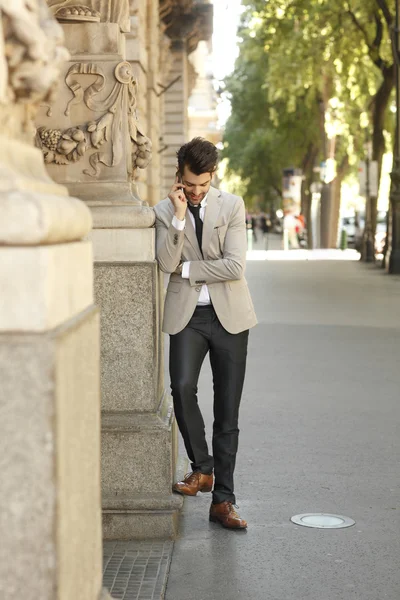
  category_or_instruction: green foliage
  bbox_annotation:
[222,13,321,205]
[223,0,396,205]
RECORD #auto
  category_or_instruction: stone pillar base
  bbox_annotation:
[93,217,181,541]
[0,305,102,600]
[101,394,182,540]
[103,494,182,540]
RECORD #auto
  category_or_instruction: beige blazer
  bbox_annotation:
[154,186,257,335]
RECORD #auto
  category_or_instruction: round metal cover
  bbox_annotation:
[290,513,355,529]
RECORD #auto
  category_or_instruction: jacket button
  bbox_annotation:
[195,287,201,292]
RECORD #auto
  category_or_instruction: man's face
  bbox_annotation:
[181,166,212,206]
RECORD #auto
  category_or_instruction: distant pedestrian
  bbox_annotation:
[251,215,258,242]
[259,213,271,249]
[283,212,300,249]
[295,214,306,247]
[259,214,269,234]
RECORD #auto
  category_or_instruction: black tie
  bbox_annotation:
[188,204,203,255]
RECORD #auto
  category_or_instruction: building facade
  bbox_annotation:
[1,2,214,597]
[188,40,221,145]
[36,0,213,541]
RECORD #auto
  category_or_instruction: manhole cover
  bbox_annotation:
[291,513,355,529]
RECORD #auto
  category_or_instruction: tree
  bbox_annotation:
[224,0,396,247]
[247,0,395,238]
[345,0,395,243]
[222,9,321,222]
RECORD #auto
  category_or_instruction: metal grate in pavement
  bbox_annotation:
[103,541,174,600]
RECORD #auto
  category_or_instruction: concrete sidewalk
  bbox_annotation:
[164,256,400,600]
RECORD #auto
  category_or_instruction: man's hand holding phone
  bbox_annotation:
[168,174,187,221]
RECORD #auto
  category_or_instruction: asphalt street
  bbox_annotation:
[165,239,400,600]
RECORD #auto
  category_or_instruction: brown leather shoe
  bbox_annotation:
[173,471,214,496]
[209,501,247,529]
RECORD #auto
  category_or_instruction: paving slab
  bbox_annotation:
[165,254,400,600]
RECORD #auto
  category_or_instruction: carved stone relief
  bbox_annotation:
[0,0,92,243]
[159,32,174,87]
[36,60,152,176]
[47,0,130,31]
[159,1,213,54]
[49,4,101,23]
[0,0,69,139]
[159,0,193,24]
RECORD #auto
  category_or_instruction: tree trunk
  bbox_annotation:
[370,64,395,233]
[330,177,341,247]
[330,157,350,247]
[320,182,332,248]
[301,142,319,248]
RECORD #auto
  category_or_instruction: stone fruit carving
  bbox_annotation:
[52,5,100,23]
[37,125,87,164]
[48,0,130,31]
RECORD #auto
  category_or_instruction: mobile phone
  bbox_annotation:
[176,171,186,202]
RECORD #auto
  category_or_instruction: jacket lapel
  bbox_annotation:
[165,199,202,259]
[202,186,222,258]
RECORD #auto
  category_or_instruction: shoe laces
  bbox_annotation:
[226,502,240,518]
[183,471,200,483]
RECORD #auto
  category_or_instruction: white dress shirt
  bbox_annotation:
[171,195,211,305]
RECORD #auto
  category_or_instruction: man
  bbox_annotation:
[154,138,257,529]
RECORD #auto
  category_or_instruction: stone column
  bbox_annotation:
[188,40,220,145]
[161,41,191,197]
[37,0,181,539]
[0,2,106,598]
[159,1,213,197]
[127,0,150,203]
[127,0,163,206]
[127,1,176,206]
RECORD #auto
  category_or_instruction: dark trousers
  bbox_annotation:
[169,305,249,504]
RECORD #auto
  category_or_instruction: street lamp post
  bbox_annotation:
[388,0,400,273]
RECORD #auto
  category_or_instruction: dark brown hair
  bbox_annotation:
[177,137,218,176]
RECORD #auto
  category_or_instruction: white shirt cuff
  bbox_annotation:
[172,215,185,231]
[182,262,190,279]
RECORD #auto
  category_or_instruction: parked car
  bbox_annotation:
[352,211,387,254]
[341,215,357,246]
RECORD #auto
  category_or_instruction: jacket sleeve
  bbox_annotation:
[188,197,246,285]
[155,210,185,274]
